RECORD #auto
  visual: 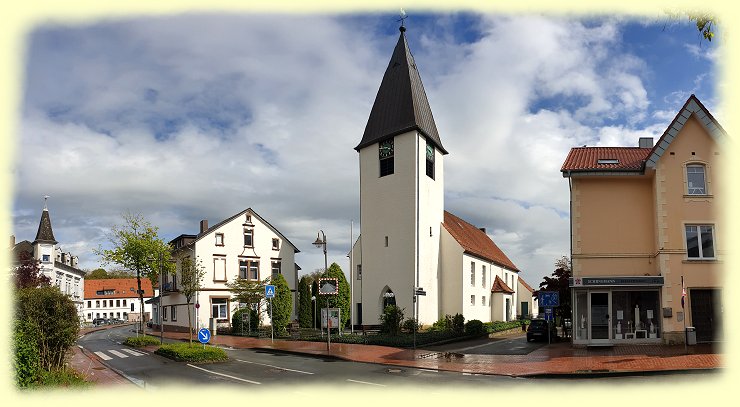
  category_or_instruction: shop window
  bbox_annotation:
[612,290,661,339]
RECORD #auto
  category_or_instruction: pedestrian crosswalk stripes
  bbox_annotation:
[93,348,146,360]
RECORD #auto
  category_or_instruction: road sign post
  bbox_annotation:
[198,328,211,349]
[265,285,275,343]
[318,278,338,352]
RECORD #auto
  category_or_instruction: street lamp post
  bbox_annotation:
[313,230,329,351]
[311,295,316,330]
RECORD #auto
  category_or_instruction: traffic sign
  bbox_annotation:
[415,288,426,296]
[265,285,276,299]
[318,278,338,295]
[198,328,211,344]
[544,308,554,322]
[539,291,560,307]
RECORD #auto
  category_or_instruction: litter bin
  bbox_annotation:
[686,326,696,345]
[210,318,218,336]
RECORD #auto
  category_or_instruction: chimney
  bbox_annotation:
[639,137,654,148]
[200,219,209,233]
[479,227,486,234]
[10,234,15,247]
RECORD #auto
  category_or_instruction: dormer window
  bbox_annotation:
[597,159,619,165]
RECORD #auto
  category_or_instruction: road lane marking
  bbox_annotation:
[418,369,438,373]
[108,350,129,358]
[346,379,386,387]
[94,351,112,361]
[187,364,261,385]
[235,359,314,375]
[121,348,145,356]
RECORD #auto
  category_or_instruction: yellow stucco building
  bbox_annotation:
[561,95,725,345]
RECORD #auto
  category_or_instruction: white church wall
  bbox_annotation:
[439,226,464,320]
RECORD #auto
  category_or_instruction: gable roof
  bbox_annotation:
[84,278,154,299]
[442,211,519,272]
[561,147,651,172]
[645,94,727,168]
[561,95,725,176]
[518,277,534,293]
[355,27,447,154]
[194,208,300,253]
[491,275,515,293]
[34,209,57,244]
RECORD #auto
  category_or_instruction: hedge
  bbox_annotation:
[154,343,228,363]
[124,336,161,347]
[483,320,525,333]
[13,320,41,388]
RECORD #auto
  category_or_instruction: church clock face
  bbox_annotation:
[426,143,434,161]
[379,139,394,158]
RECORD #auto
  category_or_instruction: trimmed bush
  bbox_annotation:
[379,305,404,335]
[451,313,465,335]
[155,343,228,363]
[483,320,524,333]
[232,307,259,335]
[402,317,420,333]
[124,336,161,347]
[269,273,292,334]
[13,320,41,388]
[464,319,485,336]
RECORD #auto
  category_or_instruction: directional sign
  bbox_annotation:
[198,328,211,344]
[415,289,427,296]
[544,307,554,322]
[539,291,560,307]
[265,285,276,299]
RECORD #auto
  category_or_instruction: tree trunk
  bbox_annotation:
[136,267,144,336]
[187,298,193,344]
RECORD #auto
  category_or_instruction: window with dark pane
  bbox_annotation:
[379,138,394,177]
[426,140,435,179]
[686,165,706,195]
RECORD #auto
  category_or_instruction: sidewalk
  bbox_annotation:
[69,324,139,386]
[143,328,722,377]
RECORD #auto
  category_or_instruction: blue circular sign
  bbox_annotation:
[198,328,211,344]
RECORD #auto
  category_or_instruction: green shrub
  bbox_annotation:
[464,319,485,336]
[154,343,228,363]
[269,273,292,334]
[451,313,465,335]
[483,320,524,333]
[232,307,259,334]
[429,315,452,332]
[379,305,405,335]
[402,317,420,333]
[124,336,161,347]
[33,368,90,388]
[13,320,41,388]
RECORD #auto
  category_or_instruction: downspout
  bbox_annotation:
[415,133,420,323]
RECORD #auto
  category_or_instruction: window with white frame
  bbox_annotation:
[96,300,100,308]
[214,257,227,281]
[686,164,706,195]
[212,298,228,320]
[244,229,254,247]
[271,260,281,276]
[685,225,715,259]
[215,233,224,246]
[171,305,177,321]
[249,261,259,280]
[482,265,486,287]
[123,299,127,307]
[470,261,475,286]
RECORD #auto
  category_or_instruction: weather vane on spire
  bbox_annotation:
[398,8,408,31]
[43,195,50,210]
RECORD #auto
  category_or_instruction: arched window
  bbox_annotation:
[686,164,706,195]
[382,288,396,309]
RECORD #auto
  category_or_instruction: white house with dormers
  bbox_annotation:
[159,208,299,333]
[349,26,522,326]
[10,198,86,320]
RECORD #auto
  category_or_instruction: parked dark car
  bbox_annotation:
[526,318,558,342]
[92,318,106,326]
[110,318,124,324]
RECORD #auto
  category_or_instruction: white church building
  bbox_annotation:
[350,26,522,326]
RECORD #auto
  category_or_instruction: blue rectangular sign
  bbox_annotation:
[265,285,275,299]
[539,291,559,307]
[544,307,554,321]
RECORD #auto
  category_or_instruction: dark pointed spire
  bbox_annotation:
[355,26,447,154]
[34,197,57,245]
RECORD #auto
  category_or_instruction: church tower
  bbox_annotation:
[353,25,447,325]
[32,196,58,282]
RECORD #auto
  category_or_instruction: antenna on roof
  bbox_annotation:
[398,8,408,32]
[43,195,50,211]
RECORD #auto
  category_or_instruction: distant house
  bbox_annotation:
[10,198,86,320]
[516,278,538,319]
[561,94,725,345]
[83,278,156,322]
[160,208,299,333]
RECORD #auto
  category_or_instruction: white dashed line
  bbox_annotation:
[121,348,145,356]
[235,359,314,375]
[346,379,386,387]
[108,350,129,358]
[94,351,112,361]
[187,364,261,385]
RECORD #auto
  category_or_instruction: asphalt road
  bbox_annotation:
[421,333,552,355]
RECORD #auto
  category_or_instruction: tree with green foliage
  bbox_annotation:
[537,256,572,328]
[95,212,174,335]
[379,305,404,335]
[13,319,40,387]
[269,273,292,334]
[226,277,269,325]
[179,256,206,344]
[15,286,80,371]
[297,275,313,328]
[311,279,319,328]
[232,307,259,334]
[84,268,136,280]
[316,263,350,329]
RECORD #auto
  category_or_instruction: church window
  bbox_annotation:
[470,261,475,286]
[385,236,389,247]
[379,139,394,177]
[426,140,435,179]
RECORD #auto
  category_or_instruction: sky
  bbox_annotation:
[10,11,722,288]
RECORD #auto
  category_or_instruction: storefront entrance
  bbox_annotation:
[690,289,722,342]
[590,292,610,343]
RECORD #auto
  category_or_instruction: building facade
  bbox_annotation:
[350,26,521,326]
[161,208,299,333]
[561,95,725,345]
[83,278,156,323]
[516,278,539,319]
[10,198,86,320]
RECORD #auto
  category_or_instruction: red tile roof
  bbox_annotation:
[442,211,519,272]
[518,277,534,293]
[561,147,651,172]
[84,278,155,299]
[491,275,515,293]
